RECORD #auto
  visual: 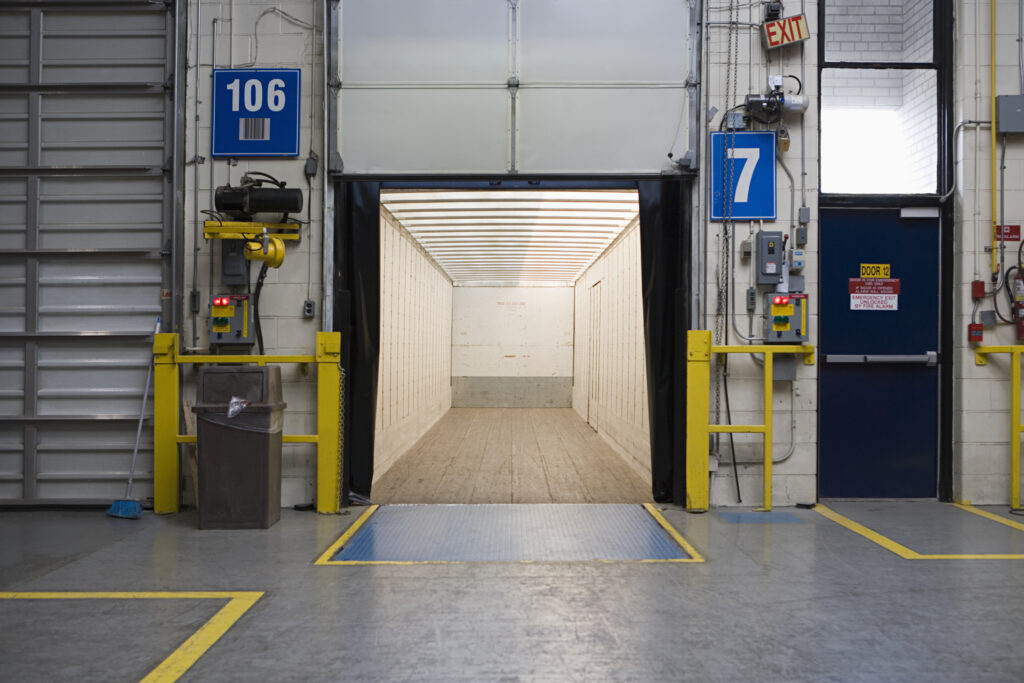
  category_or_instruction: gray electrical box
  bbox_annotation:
[209,294,255,348]
[763,292,808,343]
[755,231,784,285]
[997,95,1024,134]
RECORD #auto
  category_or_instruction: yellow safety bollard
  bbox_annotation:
[316,332,343,514]
[686,330,712,512]
[151,331,345,515]
[153,333,180,514]
[685,331,814,513]
[974,345,1024,509]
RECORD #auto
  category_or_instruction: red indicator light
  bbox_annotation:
[214,297,229,306]
[773,296,790,305]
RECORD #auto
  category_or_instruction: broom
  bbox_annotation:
[107,317,161,519]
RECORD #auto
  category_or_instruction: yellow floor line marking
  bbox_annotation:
[0,591,263,683]
[815,504,1024,560]
[643,503,706,563]
[314,504,379,565]
[813,504,922,559]
[953,502,1024,532]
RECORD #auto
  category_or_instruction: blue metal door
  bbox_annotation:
[819,208,940,498]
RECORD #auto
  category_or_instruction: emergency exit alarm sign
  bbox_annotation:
[762,14,810,50]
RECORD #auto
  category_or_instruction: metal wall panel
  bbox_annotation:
[374,207,453,480]
[573,221,650,477]
[0,1,174,504]
[336,0,692,174]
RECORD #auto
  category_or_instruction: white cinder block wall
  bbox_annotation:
[954,0,1024,503]
[702,2,819,506]
[573,220,651,484]
[374,209,453,482]
[184,0,325,506]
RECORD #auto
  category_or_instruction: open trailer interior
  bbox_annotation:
[369,189,652,504]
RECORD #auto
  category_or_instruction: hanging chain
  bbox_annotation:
[712,0,740,431]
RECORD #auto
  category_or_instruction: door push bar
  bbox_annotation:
[824,351,938,366]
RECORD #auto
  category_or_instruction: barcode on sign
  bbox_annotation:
[239,118,270,141]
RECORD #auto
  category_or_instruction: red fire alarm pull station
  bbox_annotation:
[971,280,986,300]
[968,323,983,343]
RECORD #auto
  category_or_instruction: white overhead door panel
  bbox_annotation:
[336,0,693,175]
[0,1,173,504]
[340,89,510,174]
[340,0,510,173]
[518,0,688,82]
[517,88,686,174]
[517,0,689,174]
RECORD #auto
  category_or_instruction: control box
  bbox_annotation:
[209,294,255,347]
[763,292,808,343]
[756,230,784,285]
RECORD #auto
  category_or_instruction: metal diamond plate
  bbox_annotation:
[332,504,691,562]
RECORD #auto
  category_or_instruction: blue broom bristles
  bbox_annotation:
[107,499,142,519]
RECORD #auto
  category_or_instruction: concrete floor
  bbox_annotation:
[373,408,652,504]
[3,501,1024,681]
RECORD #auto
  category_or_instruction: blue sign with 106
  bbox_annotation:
[212,68,300,157]
[709,131,776,221]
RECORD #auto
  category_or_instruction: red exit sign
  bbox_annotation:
[762,14,810,50]
[996,224,1021,241]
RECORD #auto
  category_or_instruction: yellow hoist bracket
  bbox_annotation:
[152,332,345,515]
[203,221,300,269]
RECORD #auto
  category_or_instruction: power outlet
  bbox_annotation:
[303,299,316,318]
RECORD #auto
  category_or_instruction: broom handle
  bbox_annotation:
[125,317,160,499]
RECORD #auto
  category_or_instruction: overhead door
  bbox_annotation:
[0,1,175,504]
[336,0,696,174]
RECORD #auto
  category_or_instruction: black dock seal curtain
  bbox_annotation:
[638,180,690,504]
[334,178,690,505]
[334,182,381,501]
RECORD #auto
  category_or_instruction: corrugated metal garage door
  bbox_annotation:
[0,1,175,504]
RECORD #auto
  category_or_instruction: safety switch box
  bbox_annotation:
[763,292,808,343]
[209,294,255,347]
[756,230,785,285]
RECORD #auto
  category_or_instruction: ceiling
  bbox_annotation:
[380,190,640,286]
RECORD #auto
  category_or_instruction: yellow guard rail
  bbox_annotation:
[153,332,343,514]
[974,344,1024,510]
[686,330,815,512]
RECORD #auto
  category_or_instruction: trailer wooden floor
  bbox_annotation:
[372,408,651,504]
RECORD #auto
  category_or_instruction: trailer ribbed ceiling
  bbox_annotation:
[380,190,639,285]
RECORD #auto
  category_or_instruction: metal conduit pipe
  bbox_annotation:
[209,18,217,222]
[992,0,999,280]
[778,155,796,235]
[190,0,202,349]
[171,0,183,341]
[720,381,798,467]
[800,0,806,206]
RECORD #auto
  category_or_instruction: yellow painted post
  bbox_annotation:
[686,330,711,511]
[153,333,179,514]
[761,351,774,511]
[1013,351,1021,510]
[316,332,343,513]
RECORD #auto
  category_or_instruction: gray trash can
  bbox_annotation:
[192,365,286,529]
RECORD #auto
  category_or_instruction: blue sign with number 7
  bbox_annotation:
[212,68,300,158]
[709,131,776,221]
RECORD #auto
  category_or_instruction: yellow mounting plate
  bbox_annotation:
[203,221,301,241]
